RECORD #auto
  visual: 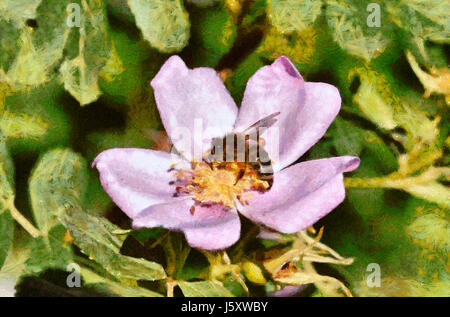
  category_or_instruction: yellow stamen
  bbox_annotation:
[174,161,269,209]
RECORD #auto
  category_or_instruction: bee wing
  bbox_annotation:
[243,112,280,135]
[204,112,280,164]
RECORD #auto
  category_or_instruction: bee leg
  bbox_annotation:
[234,168,246,185]
[202,155,214,170]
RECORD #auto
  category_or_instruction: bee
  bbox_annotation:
[204,112,280,189]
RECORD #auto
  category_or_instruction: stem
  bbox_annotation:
[8,201,41,238]
[344,167,449,189]
[199,249,217,265]
[148,231,169,250]
[166,278,176,297]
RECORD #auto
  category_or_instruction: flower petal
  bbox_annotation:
[93,148,187,219]
[234,56,341,171]
[133,199,241,250]
[238,156,360,233]
[151,55,238,161]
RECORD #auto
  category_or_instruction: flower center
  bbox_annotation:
[173,161,270,209]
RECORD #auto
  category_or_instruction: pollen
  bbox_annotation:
[174,161,270,209]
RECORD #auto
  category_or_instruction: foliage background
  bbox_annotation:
[0,0,448,297]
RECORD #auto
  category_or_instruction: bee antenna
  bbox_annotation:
[244,112,281,133]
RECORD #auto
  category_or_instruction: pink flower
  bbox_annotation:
[93,56,359,250]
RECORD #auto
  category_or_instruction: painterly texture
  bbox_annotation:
[94,55,360,250]
[0,0,448,297]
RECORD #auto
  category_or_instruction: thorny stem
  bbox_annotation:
[8,197,41,238]
[344,167,450,189]
[166,278,176,297]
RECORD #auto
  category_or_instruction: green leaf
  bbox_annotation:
[59,205,167,281]
[189,3,237,67]
[178,281,235,297]
[353,76,398,130]
[29,148,89,235]
[2,28,68,89]
[59,0,112,105]
[162,232,190,278]
[0,232,31,296]
[3,82,71,155]
[81,268,163,297]
[0,137,21,272]
[407,208,450,254]
[61,206,124,252]
[336,63,441,151]
[26,148,87,274]
[0,110,48,140]
[325,0,391,60]
[0,18,20,72]
[2,0,71,89]
[256,20,336,76]
[127,0,190,53]
[387,0,449,44]
[0,0,42,25]
[0,136,14,270]
[31,0,71,48]
[108,256,167,281]
[267,0,322,34]
[26,224,73,273]
[0,134,15,214]
[98,27,156,105]
[0,211,13,270]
